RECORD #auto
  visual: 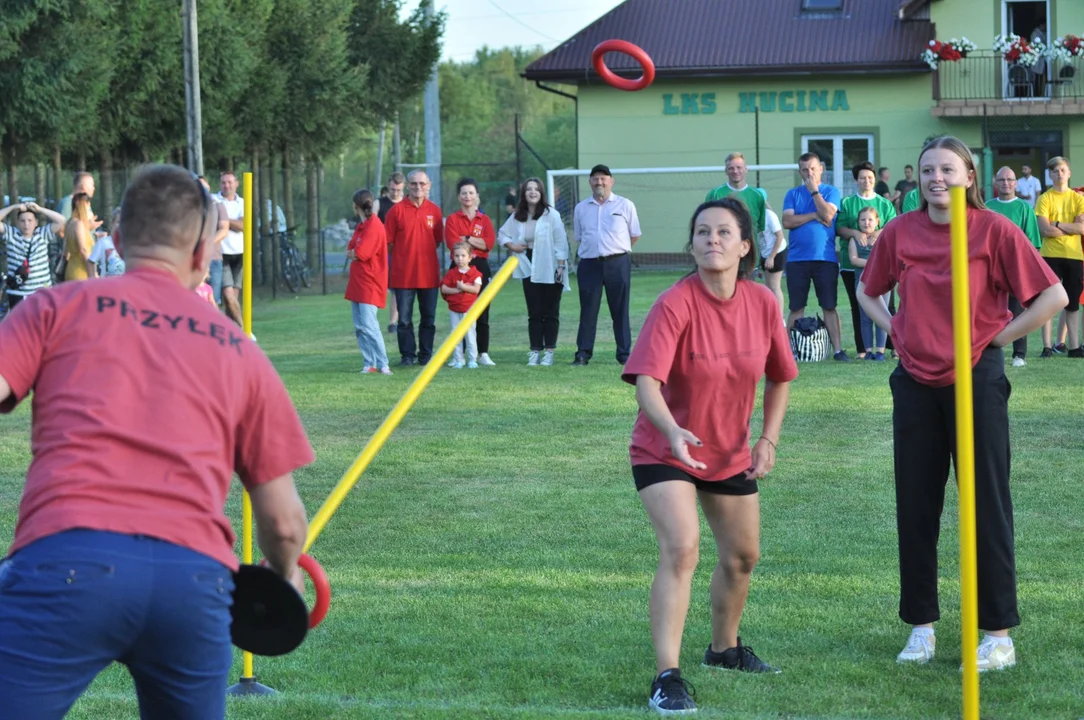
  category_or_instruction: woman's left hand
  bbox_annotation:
[747,437,776,479]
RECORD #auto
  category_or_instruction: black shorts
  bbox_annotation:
[1043,256,1083,312]
[633,463,759,496]
[221,253,244,290]
[759,248,788,274]
[786,260,839,311]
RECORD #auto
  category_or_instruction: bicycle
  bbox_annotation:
[274,227,312,293]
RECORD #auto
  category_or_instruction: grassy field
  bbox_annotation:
[2,271,1082,719]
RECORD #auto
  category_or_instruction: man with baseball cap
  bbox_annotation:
[572,164,641,366]
[0,164,313,719]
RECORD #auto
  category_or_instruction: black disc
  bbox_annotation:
[230,564,309,657]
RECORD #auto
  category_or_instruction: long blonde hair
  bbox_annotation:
[917,136,986,212]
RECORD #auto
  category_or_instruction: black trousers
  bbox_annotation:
[575,254,631,362]
[394,287,438,363]
[469,257,491,355]
[523,277,563,350]
[1008,295,1026,359]
[889,347,1019,630]
[841,269,895,352]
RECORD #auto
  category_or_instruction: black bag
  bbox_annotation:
[5,237,33,290]
[789,315,831,362]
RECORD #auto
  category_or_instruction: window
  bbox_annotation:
[802,0,843,10]
[801,134,875,197]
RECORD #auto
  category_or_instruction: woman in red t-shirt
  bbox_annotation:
[345,189,391,375]
[622,198,798,715]
[858,135,1066,672]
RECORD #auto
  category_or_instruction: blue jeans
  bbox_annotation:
[351,302,389,369]
[209,258,223,305]
[860,291,891,351]
[0,530,234,720]
[575,254,632,362]
[394,288,438,363]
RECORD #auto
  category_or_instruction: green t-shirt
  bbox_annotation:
[986,197,1042,249]
[836,194,897,270]
[705,183,767,234]
[901,187,921,213]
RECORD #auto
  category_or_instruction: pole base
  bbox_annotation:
[226,676,277,696]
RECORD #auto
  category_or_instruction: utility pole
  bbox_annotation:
[422,0,441,206]
[182,0,205,175]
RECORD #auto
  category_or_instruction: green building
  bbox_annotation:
[525,0,1084,258]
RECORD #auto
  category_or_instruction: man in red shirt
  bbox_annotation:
[0,165,313,719]
[384,170,443,365]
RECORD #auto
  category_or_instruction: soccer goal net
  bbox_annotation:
[546,164,799,268]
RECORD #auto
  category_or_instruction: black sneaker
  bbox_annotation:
[570,357,589,366]
[703,638,781,674]
[1053,343,1067,354]
[1040,347,1054,359]
[833,350,852,363]
[648,668,697,715]
[1068,346,1084,358]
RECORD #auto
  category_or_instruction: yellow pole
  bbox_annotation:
[950,185,979,720]
[302,255,520,554]
[241,172,255,681]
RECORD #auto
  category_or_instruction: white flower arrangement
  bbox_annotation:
[1047,35,1084,63]
[994,34,1045,67]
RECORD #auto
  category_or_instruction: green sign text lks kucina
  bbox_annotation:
[663,90,850,115]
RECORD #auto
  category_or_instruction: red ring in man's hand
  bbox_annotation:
[592,40,656,91]
[261,553,331,628]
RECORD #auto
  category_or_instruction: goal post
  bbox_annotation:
[546,164,800,267]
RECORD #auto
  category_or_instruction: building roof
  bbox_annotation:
[524,0,935,83]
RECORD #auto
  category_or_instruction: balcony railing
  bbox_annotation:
[933,51,1083,102]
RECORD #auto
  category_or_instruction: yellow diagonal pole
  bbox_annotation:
[302,256,520,554]
[950,185,979,720]
[241,172,255,682]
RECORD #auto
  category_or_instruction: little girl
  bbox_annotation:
[849,206,891,360]
[196,268,216,306]
[440,241,483,368]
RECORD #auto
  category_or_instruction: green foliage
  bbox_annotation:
[0,0,114,162]
[347,0,445,125]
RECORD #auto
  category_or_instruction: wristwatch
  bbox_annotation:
[810,190,820,196]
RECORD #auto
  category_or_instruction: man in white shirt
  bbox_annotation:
[213,171,245,327]
[1015,164,1042,209]
[571,164,641,366]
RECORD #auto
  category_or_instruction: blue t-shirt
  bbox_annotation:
[783,184,841,263]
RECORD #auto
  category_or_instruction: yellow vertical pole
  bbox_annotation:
[950,185,979,720]
[241,172,255,681]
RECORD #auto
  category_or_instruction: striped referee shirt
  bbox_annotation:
[3,223,55,296]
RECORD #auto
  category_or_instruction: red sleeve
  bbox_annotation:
[621,295,685,386]
[235,349,315,489]
[0,291,54,413]
[355,218,384,262]
[384,205,398,248]
[480,216,496,252]
[996,223,1059,306]
[441,269,456,289]
[346,225,361,254]
[861,221,898,297]
[764,295,799,383]
[443,213,460,251]
[433,206,444,246]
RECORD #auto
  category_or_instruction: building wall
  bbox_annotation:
[575,75,946,254]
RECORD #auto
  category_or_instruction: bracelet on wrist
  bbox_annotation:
[759,436,776,451]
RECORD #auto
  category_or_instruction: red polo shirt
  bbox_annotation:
[862,208,1057,387]
[0,268,315,571]
[441,265,483,313]
[345,216,387,307]
[444,210,495,259]
[385,198,443,289]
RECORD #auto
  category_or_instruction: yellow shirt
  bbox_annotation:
[1035,188,1084,260]
[64,223,93,281]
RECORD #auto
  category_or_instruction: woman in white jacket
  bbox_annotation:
[498,177,571,366]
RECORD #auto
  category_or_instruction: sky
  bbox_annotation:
[402,0,626,62]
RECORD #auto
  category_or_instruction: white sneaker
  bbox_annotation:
[897,631,935,664]
[478,352,496,366]
[1011,357,1026,368]
[540,350,554,366]
[972,636,1015,672]
[527,351,540,366]
[451,359,465,369]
